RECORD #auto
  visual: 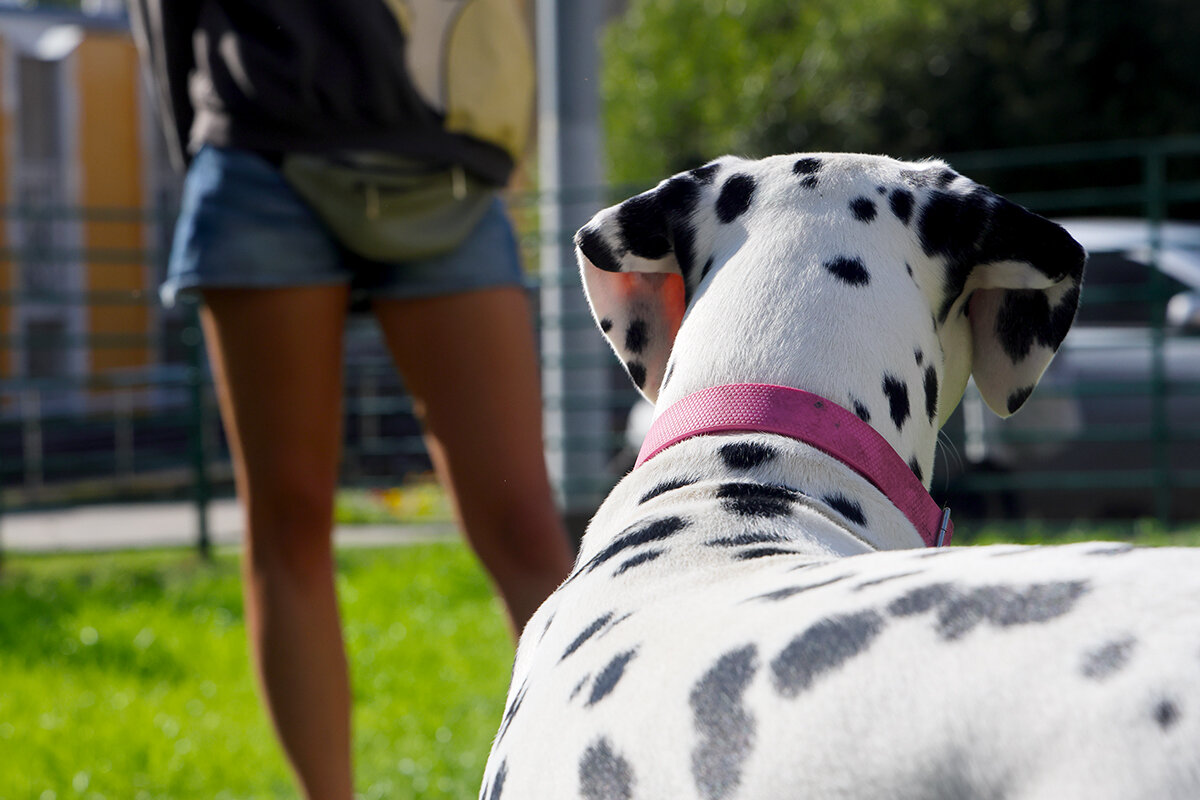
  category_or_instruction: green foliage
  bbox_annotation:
[0,544,511,799]
[603,0,1200,186]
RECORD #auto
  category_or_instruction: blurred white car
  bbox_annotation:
[620,218,1200,519]
[949,218,1200,519]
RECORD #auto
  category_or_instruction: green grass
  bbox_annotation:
[954,518,1200,547]
[334,482,454,526]
[2,519,1198,799]
[0,542,512,800]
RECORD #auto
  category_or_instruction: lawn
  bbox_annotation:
[0,541,513,800]
[2,519,1199,799]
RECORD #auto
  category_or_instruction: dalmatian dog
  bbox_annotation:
[479,153,1200,799]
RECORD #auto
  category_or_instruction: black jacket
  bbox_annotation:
[128,0,515,184]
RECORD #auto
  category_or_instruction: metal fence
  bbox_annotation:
[2,135,1199,554]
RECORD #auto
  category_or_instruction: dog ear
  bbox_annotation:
[924,182,1086,418]
[574,175,706,402]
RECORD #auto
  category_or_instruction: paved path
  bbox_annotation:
[0,498,458,553]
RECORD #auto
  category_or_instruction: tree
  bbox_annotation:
[602,0,1200,188]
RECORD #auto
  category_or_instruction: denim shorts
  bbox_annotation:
[160,145,526,308]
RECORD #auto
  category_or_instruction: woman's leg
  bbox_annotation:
[199,285,354,800]
[373,287,574,633]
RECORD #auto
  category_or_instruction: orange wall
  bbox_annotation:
[76,33,148,375]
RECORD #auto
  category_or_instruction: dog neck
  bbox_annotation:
[575,429,928,582]
[653,241,951,491]
[636,384,951,547]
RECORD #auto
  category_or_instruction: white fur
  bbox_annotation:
[478,154,1200,800]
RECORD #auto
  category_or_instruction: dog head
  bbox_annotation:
[575,154,1085,435]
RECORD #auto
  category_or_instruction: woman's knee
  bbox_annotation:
[240,474,337,576]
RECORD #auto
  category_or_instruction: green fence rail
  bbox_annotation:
[2,136,1200,555]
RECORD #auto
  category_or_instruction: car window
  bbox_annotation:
[1074,252,1190,326]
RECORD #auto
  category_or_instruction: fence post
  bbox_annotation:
[115,387,135,478]
[1144,149,1171,524]
[536,0,615,540]
[184,309,212,559]
[21,389,43,494]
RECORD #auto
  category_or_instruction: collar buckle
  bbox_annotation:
[936,507,953,547]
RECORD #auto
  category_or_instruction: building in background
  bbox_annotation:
[0,5,177,420]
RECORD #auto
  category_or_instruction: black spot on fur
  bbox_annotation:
[487,760,507,800]
[1154,700,1181,730]
[659,174,701,216]
[570,674,591,702]
[1007,385,1034,414]
[576,226,623,272]
[736,546,802,560]
[624,320,648,354]
[640,477,696,504]
[890,581,1091,641]
[561,612,614,661]
[604,611,635,634]
[691,645,758,800]
[995,292,1051,362]
[586,516,690,573]
[719,441,778,470]
[1081,636,1136,680]
[852,399,871,423]
[909,458,924,484]
[924,365,939,422]
[716,174,756,224]
[793,158,820,189]
[995,287,1080,363]
[538,612,556,643]
[717,482,797,517]
[823,493,867,526]
[914,348,924,365]
[707,531,790,547]
[890,188,915,224]
[824,256,871,287]
[889,583,955,617]
[615,192,671,261]
[690,163,720,185]
[658,176,701,277]
[661,360,676,390]
[926,188,1086,325]
[754,575,849,601]
[580,738,634,800]
[876,185,887,195]
[936,168,957,188]
[614,549,664,576]
[906,262,914,277]
[771,610,885,696]
[882,374,911,429]
[626,361,646,389]
[793,157,822,175]
[853,570,924,591]
[496,679,528,742]
[850,197,877,222]
[588,649,638,706]
[600,317,613,333]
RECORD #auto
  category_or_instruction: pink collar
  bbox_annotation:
[635,383,952,547]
